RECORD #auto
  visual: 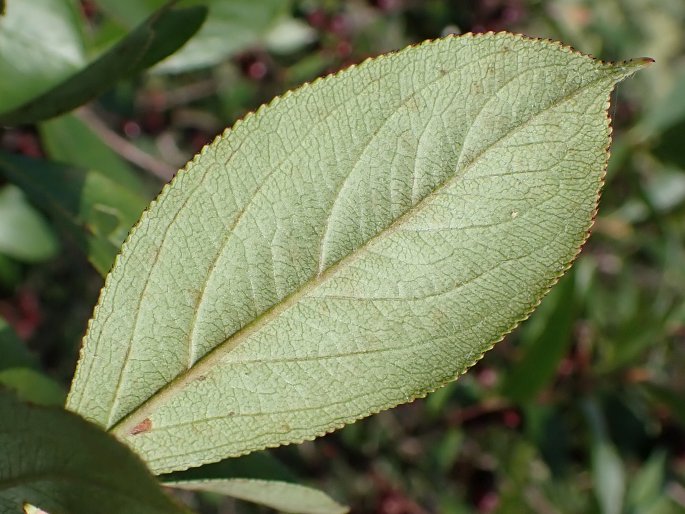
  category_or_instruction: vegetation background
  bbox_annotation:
[0,0,684,513]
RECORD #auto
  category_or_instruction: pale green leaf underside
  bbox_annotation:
[167,479,348,514]
[67,32,647,474]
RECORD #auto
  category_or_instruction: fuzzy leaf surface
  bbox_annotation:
[67,33,648,474]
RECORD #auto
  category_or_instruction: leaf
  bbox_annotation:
[584,398,626,514]
[0,254,21,288]
[66,33,650,474]
[96,0,289,73]
[0,185,59,263]
[168,479,348,514]
[0,368,65,406]
[0,2,207,125]
[501,272,577,403]
[0,391,190,514]
[0,152,149,276]
[0,0,85,113]
[39,113,147,192]
[0,316,38,371]
[626,450,667,512]
[591,435,626,514]
[161,452,295,483]
[162,453,347,513]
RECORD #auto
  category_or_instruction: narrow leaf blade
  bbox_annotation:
[95,0,290,73]
[167,479,348,514]
[39,113,147,192]
[67,33,649,474]
[502,273,577,403]
[584,398,626,514]
[0,3,207,125]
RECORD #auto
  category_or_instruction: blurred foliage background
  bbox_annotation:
[1,0,684,513]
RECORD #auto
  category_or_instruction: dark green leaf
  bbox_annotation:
[502,273,577,403]
[0,391,190,514]
[0,2,207,125]
[161,452,295,483]
[0,316,37,371]
[653,120,685,169]
[0,254,21,288]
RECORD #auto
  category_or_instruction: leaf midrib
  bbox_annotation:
[110,70,611,438]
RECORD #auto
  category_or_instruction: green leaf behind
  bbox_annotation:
[0,185,58,263]
[501,272,577,403]
[0,0,85,113]
[162,452,348,512]
[161,452,295,483]
[0,316,37,371]
[39,113,147,192]
[168,479,348,514]
[96,0,289,73]
[0,2,207,125]
[0,152,148,275]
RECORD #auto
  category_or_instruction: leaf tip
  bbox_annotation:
[610,56,654,81]
[625,56,655,69]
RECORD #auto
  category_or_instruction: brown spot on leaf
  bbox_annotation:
[130,418,152,435]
